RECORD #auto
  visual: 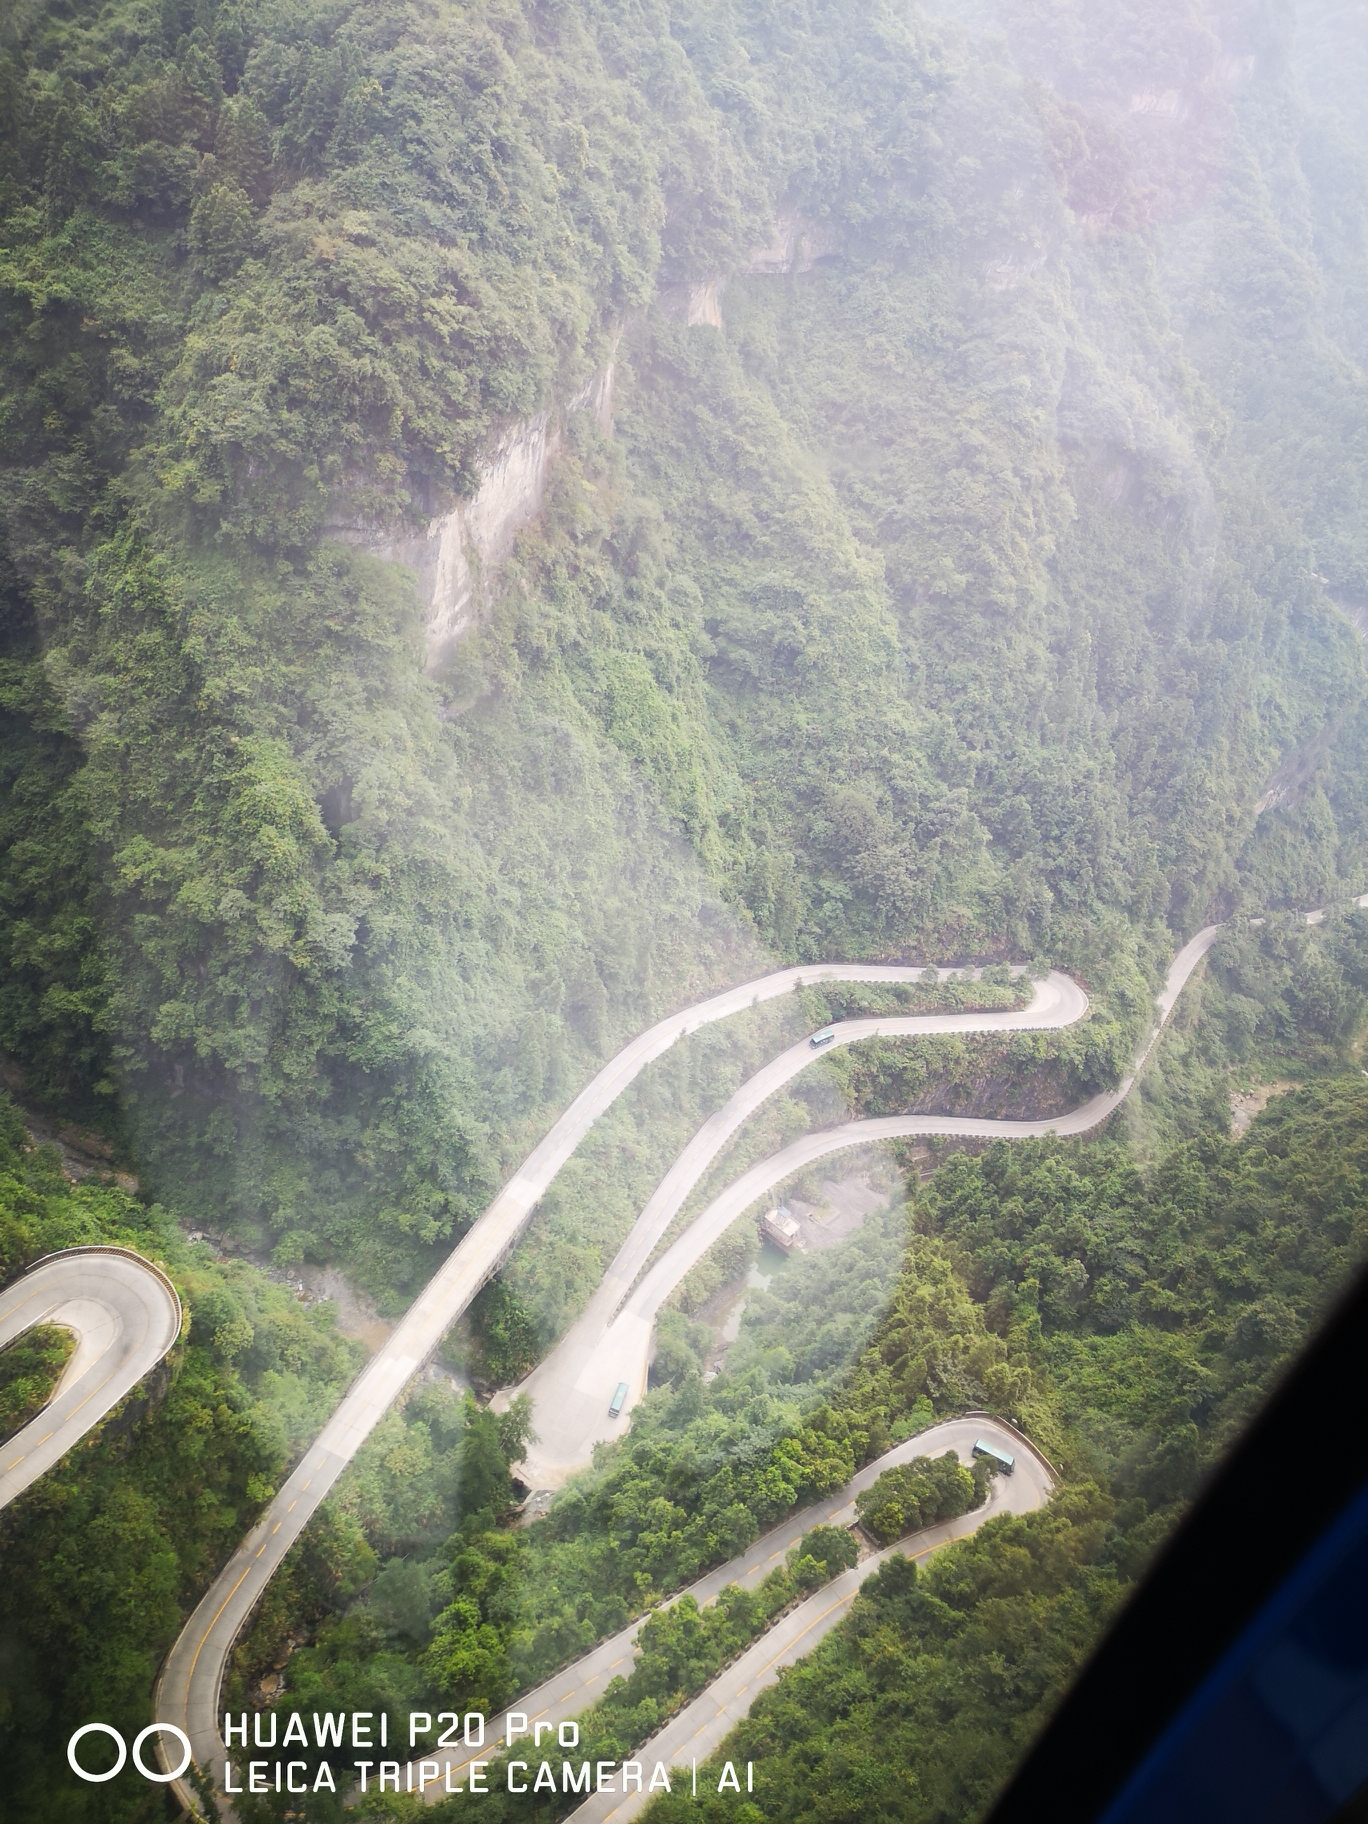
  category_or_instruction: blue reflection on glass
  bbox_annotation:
[1103,1481,1368,1823]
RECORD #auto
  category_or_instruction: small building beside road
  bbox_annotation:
[761,1205,804,1250]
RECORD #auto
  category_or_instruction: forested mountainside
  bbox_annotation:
[5,1055,1367,1824]
[3,0,1366,1289]
[3,2,1368,1822]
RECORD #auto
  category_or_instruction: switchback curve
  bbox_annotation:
[565,1418,1053,1824]
[163,931,1218,1808]
[511,930,1217,1485]
[389,1414,1052,1805]
[507,968,1088,1485]
[0,1246,182,1512]
[157,961,1015,1801]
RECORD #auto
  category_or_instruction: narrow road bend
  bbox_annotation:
[512,930,1220,1487]
[157,962,996,1801]
[507,969,1088,1486]
[0,1246,182,1512]
[392,1415,1052,1804]
[164,930,1220,1809]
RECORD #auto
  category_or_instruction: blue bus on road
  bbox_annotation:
[609,1382,629,1418]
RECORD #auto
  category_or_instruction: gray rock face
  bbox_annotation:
[327,363,615,670]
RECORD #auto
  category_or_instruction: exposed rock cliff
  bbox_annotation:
[328,364,614,670]
[658,276,726,326]
[742,209,840,275]
[337,210,835,669]
[659,213,840,331]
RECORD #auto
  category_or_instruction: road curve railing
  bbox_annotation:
[0,1245,183,1512]
[161,935,1223,1809]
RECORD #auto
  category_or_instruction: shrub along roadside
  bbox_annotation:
[855,1452,987,1548]
[236,1205,1019,1794]
[0,1321,75,1442]
[189,1073,1368,1824]
[336,1514,965,1824]
[638,1078,1368,1824]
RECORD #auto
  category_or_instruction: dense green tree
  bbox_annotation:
[0,1321,74,1439]
[3,2,1368,1819]
[855,1452,982,1548]
[3,0,1365,1303]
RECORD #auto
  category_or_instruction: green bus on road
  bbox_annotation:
[609,1382,629,1418]
[973,1438,1015,1475]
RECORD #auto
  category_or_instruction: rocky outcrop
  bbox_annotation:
[328,365,614,671]
[342,209,835,670]
[658,211,841,333]
[658,276,725,326]
[742,209,840,276]
[684,277,724,326]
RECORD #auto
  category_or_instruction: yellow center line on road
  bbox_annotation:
[753,1589,851,1679]
[185,1562,255,1702]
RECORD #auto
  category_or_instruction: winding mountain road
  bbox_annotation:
[566,1418,1053,1824]
[505,968,1089,1487]
[157,962,1002,1799]
[562,926,1221,1458]
[0,1246,182,1511]
[162,933,1221,1809]
[391,1415,1051,1804]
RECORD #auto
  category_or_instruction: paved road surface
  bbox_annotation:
[0,1246,182,1511]
[567,1417,1052,1823]
[163,930,1220,1809]
[388,1415,1051,1803]
[156,961,994,1802]
[511,930,1220,1487]
[507,970,1088,1486]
